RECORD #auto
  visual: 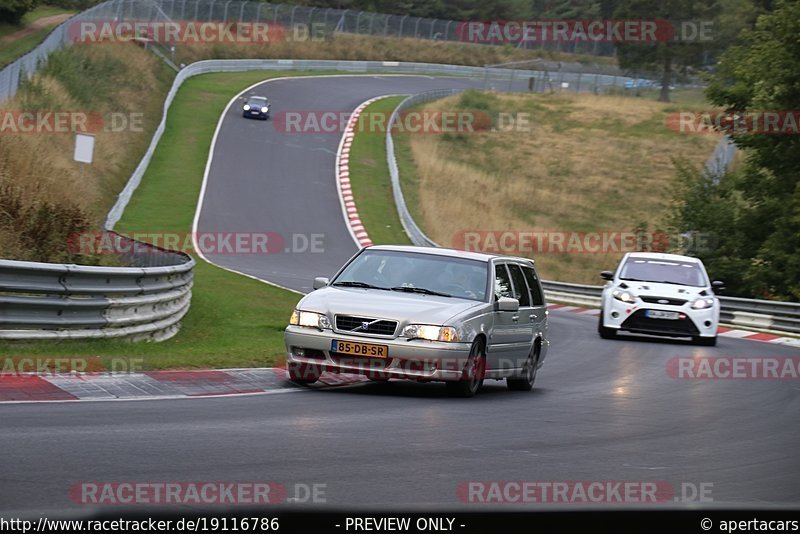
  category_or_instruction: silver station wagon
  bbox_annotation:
[284,245,550,397]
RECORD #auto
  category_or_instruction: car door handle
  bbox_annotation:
[511,315,519,322]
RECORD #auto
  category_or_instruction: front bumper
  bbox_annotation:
[243,110,269,119]
[601,296,718,338]
[284,326,473,381]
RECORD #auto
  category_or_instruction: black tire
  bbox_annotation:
[507,343,539,391]
[446,339,486,398]
[598,310,617,339]
[694,336,717,347]
[288,362,321,384]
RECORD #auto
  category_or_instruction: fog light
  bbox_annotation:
[704,321,712,327]
[611,311,619,319]
[294,348,305,357]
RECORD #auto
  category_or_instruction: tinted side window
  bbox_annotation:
[522,266,545,306]
[494,264,513,299]
[507,264,531,307]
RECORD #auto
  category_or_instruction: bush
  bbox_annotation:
[0,0,37,25]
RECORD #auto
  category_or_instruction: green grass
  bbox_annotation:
[347,96,412,246]
[0,71,348,369]
[0,5,75,67]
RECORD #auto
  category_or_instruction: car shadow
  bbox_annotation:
[292,378,550,400]
[605,332,710,347]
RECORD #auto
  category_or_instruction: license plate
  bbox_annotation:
[645,310,680,320]
[331,340,388,358]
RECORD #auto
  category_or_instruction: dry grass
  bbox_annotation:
[175,32,616,68]
[0,43,170,262]
[406,91,722,284]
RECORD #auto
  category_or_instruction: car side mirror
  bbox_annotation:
[711,280,725,291]
[600,271,614,281]
[313,277,329,290]
[496,297,519,312]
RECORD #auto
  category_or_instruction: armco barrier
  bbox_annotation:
[0,232,194,341]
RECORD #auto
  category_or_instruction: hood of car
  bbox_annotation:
[617,281,712,299]
[297,286,485,325]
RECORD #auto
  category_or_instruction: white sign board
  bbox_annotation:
[74,133,95,164]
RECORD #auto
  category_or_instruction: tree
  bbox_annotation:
[0,0,38,24]
[672,0,800,299]
[613,0,720,102]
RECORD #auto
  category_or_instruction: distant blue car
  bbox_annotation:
[242,96,270,120]
[624,78,655,89]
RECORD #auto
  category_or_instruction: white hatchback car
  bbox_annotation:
[598,252,724,346]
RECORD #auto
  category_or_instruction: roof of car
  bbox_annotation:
[366,245,533,264]
[626,252,701,263]
[248,95,268,100]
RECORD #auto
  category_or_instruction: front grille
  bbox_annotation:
[640,296,688,306]
[335,315,397,336]
[621,309,699,336]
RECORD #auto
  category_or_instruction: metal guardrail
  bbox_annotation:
[0,232,194,341]
[386,89,460,247]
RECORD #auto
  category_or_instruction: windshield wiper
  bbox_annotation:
[332,281,388,290]
[390,286,453,298]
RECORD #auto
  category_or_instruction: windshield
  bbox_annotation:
[333,250,488,301]
[246,97,267,107]
[619,258,707,287]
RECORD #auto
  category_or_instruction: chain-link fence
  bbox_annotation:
[1,0,695,104]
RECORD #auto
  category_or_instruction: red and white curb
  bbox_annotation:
[547,304,800,347]
[335,95,401,249]
[0,368,367,403]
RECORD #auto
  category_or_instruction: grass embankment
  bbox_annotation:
[0,43,172,262]
[388,89,721,284]
[0,5,75,67]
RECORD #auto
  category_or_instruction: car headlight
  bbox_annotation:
[402,324,459,342]
[691,297,715,310]
[243,104,251,111]
[612,289,636,303]
[261,106,269,113]
[289,310,330,330]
